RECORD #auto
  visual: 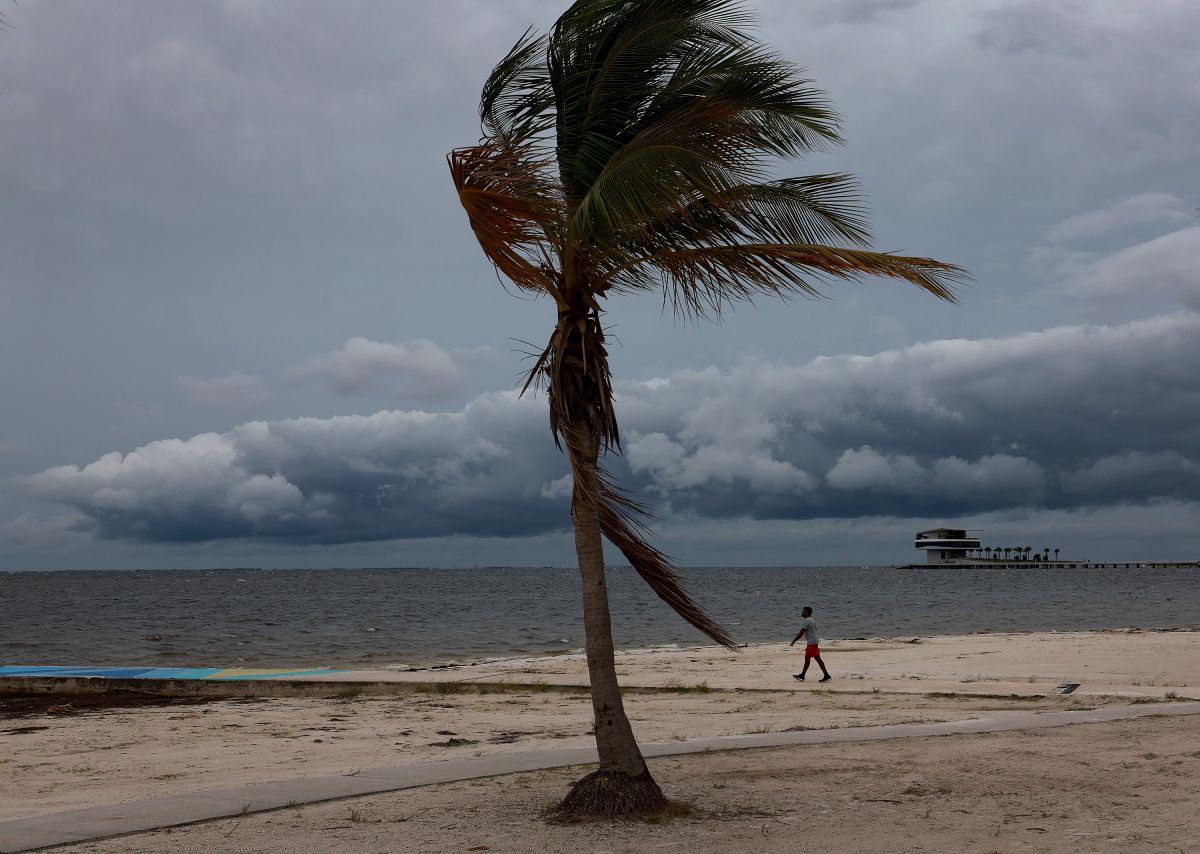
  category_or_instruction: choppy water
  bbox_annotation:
[1,565,1197,668]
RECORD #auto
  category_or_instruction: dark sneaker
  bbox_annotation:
[792,674,805,681]
[819,674,832,682]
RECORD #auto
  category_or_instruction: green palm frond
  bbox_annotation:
[551,1,768,201]
[480,28,556,144]
[610,174,873,263]
[603,242,965,316]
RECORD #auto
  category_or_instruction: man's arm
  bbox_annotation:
[789,627,807,646]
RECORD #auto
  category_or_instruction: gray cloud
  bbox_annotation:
[975,1,1113,57]
[175,371,269,409]
[27,313,1200,546]
[1047,193,1190,244]
[287,337,480,401]
[810,0,924,25]
[1067,228,1200,310]
[826,446,1046,503]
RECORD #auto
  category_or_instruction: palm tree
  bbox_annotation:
[449,0,964,815]
[1003,547,1011,560]
[1024,546,1032,561]
[1054,547,1060,562]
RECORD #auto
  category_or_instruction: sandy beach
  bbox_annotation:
[3,630,1198,851]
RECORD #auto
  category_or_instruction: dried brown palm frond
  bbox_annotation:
[447,144,564,298]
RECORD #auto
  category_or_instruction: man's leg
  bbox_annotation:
[800,651,812,677]
[814,652,831,680]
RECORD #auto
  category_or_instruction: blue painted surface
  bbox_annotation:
[0,665,348,681]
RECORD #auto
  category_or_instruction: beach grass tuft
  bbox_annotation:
[660,678,711,694]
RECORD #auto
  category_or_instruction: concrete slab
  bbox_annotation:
[3,700,1198,853]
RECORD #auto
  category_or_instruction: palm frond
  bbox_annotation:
[601,174,873,265]
[563,42,844,242]
[602,242,967,317]
[559,415,737,650]
[480,28,556,143]
[448,144,564,297]
[594,466,736,650]
[551,0,764,202]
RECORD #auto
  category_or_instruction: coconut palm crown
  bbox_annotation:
[450,0,966,814]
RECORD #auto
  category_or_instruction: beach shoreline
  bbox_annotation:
[3,629,1199,836]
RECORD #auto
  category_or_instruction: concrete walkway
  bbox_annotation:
[3,700,1198,853]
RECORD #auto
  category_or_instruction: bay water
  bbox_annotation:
[2,565,1197,669]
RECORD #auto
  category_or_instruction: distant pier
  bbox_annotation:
[908,527,1198,569]
[898,560,1200,570]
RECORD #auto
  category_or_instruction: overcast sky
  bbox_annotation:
[2,0,1198,570]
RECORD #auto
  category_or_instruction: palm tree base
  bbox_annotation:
[553,769,668,818]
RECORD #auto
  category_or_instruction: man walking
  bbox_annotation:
[790,606,831,682]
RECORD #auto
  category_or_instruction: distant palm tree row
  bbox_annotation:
[966,546,1062,562]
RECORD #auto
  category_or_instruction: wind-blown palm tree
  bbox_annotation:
[449,0,965,815]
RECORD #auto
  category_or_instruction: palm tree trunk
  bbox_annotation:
[572,444,647,776]
[556,417,666,815]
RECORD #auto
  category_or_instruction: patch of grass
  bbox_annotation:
[414,681,475,695]
[743,723,775,734]
[660,678,711,694]
[333,687,363,701]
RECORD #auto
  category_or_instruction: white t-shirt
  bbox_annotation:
[799,617,822,646]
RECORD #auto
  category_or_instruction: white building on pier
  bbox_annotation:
[914,528,982,564]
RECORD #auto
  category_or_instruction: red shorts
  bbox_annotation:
[805,644,820,656]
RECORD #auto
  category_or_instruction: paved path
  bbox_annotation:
[3,700,1198,853]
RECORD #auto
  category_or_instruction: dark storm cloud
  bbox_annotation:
[29,391,569,545]
[28,313,1200,545]
[4,0,1200,567]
